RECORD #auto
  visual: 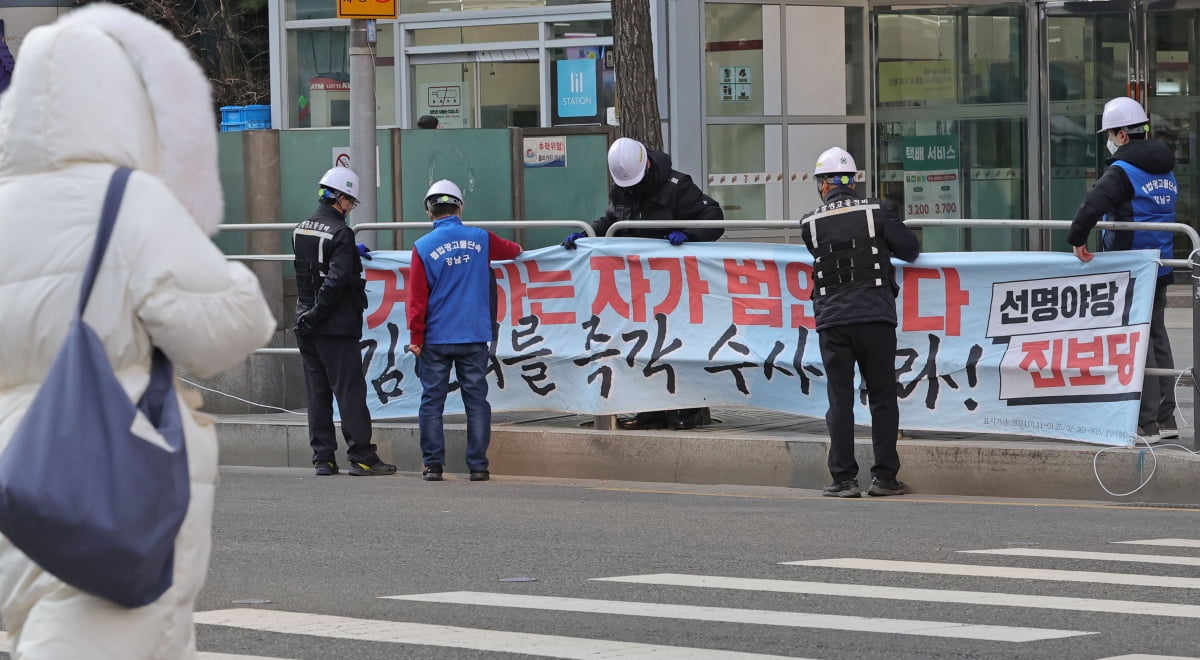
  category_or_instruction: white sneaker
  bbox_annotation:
[1137,426,1162,445]
[1160,421,1180,440]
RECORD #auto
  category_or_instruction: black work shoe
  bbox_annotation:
[822,478,861,498]
[667,409,700,430]
[348,460,397,476]
[867,477,909,497]
[314,461,338,476]
[1160,419,1180,440]
[617,412,669,430]
[469,470,490,481]
[422,464,444,481]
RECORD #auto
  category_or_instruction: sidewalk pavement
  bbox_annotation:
[213,307,1200,506]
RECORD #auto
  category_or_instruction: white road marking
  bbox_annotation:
[1112,539,1200,549]
[961,548,1200,566]
[194,608,810,660]
[783,558,1200,589]
[1,630,285,659]
[595,573,1200,618]
[1096,656,1200,660]
[383,591,1089,642]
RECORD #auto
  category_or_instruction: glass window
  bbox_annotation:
[412,23,538,46]
[785,6,865,116]
[547,19,612,40]
[289,0,335,20]
[708,124,772,220]
[480,61,539,128]
[548,46,615,126]
[400,0,605,14]
[705,3,766,118]
[1048,12,1128,102]
[876,6,1025,107]
[413,62,476,128]
[288,25,396,128]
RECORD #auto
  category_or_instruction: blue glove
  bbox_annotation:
[356,243,372,260]
[667,230,689,246]
[562,232,587,250]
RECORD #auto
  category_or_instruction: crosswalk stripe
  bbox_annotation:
[1113,539,1200,549]
[384,591,1090,642]
[194,608,810,660]
[961,548,1200,566]
[594,573,1200,618]
[0,629,284,660]
[783,558,1200,589]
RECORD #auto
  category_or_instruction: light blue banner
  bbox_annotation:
[360,239,1159,446]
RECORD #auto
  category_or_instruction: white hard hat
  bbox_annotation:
[424,179,464,210]
[319,166,360,201]
[1098,96,1149,133]
[814,147,857,177]
[607,137,648,188]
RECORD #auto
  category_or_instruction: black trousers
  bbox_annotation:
[297,334,378,465]
[818,322,901,482]
[1139,278,1177,431]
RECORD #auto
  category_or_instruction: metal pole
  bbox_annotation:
[1192,253,1199,450]
[349,19,377,248]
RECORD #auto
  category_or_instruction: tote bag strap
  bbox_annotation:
[77,167,133,318]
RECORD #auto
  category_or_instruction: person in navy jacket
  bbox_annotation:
[1067,96,1178,444]
[407,179,523,482]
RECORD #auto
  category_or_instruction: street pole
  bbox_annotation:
[1192,254,1199,450]
[349,18,377,248]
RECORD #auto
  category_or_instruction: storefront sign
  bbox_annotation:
[902,135,961,219]
[556,59,597,118]
[355,240,1158,446]
[418,82,471,129]
[523,137,568,168]
[336,0,396,20]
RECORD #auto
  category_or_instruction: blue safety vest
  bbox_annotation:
[1103,160,1176,277]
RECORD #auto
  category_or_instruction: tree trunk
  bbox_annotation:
[612,0,662,151]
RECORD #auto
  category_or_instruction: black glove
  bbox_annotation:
[294,312,315,337]
[562,232,587,250]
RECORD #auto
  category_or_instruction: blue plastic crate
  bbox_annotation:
[243,104,271,130]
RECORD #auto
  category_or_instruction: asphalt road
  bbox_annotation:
[167,467,1200,660]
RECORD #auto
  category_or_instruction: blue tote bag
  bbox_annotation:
[0,167,190,608]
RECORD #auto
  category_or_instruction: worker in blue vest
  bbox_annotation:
[1067,96,1178,445]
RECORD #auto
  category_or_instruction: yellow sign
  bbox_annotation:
[337,0,397,19]
[878,60,956,103]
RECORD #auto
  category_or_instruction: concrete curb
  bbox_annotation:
[215,418,1200,505]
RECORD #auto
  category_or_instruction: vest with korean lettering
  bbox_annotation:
[413,215,496,344]
[801,198,894,300]
[1103,160,1176,277]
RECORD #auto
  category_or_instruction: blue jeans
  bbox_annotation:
[417,342,492,471]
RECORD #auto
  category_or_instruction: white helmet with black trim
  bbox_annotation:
[1098,96,1149,133]
[318,166,360,201]
[424,179,464,210]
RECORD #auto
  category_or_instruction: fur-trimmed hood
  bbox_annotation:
[0,3,222,234]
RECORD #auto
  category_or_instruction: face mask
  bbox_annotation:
[1107,138,1119,155]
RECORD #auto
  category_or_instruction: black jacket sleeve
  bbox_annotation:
[881,200,920,262]
[672,175,725,242]
[1066,165,1133,247]
[308,225,356,324]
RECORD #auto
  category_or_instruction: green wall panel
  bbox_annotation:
[521,133,611,249]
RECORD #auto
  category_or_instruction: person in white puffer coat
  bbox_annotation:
[0,4,276,659]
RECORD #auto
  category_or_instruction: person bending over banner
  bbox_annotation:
[800,147,921,498]
[562,137,725,430]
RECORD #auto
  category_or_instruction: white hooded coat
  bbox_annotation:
[0,5,276,658]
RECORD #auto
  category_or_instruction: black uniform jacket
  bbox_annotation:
[799,188,921,331]
[593,149,725,242]
[292,203,368,337]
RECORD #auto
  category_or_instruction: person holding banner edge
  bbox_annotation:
[563,136,725,430]
[408,179,524,482]
[1066,96,1178,445]
[800,147,921,498]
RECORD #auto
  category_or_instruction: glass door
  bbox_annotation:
[1041,0,1135,252]
[410,51,539,128]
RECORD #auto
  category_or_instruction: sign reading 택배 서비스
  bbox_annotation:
[903,135,962,220]
[351,240,1158,447]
